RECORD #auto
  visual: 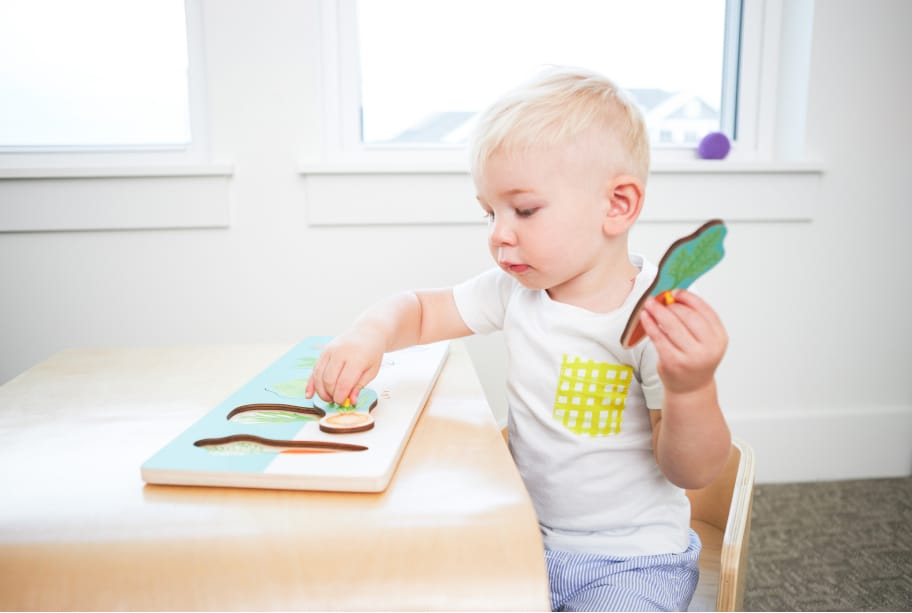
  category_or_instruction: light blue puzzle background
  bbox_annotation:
[142,336,378,475]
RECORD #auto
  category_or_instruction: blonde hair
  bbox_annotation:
[469,66,650,183]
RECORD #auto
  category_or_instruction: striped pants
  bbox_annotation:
[545,530,701,612]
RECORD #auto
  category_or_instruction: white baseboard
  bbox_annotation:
[728,405,912,483]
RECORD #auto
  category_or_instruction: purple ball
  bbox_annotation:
[697,132,731,160]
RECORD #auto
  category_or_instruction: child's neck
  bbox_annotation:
[547,252,639,314]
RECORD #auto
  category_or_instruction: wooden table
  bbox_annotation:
[0,341,550,611]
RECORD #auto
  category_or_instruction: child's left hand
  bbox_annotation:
[639,290,728,394]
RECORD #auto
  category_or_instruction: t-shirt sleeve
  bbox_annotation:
[638,340,665,410]
[452,267,515,335]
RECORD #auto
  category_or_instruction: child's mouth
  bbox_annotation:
[502,262,529,274]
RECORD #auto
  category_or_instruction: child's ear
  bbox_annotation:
[603,175,644,236]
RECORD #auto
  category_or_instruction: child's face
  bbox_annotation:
[474,139,620,300]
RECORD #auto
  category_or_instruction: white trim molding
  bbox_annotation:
[0,166,233,232]
[301,162,824,226]
[728,405,912,483]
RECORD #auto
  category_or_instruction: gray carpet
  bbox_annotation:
[743,477,912,611]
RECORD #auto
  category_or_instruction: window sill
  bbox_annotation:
[298,159,823,175]
[299,160,824,225]
[0,164,234,233]
[0,164,233,180]
[652,160,824,174]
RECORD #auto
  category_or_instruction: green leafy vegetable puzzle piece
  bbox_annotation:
[621,219,727,348]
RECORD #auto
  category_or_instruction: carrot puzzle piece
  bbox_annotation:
[620,219,727,348]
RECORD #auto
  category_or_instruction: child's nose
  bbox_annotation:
[489,218,517,246]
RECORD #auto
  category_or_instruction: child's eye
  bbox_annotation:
[482,211,495,223]
[516,208,538,218]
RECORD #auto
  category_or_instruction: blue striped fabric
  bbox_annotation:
[545,530,701,611]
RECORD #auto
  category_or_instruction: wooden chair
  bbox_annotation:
[500,430,755,612]
[686,438,755,612]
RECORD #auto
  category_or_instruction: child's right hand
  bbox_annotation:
[305,327,386,405]
[305,289,470,405]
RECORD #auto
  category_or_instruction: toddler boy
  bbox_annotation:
[307,66,731,611]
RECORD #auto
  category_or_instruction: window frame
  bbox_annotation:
[0,0,231,233]
[313,0,812,170]
[0,0,214,173]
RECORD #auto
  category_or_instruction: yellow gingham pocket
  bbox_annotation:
[552,355,632,437]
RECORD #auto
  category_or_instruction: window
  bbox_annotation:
[0,0,205,160]
[0,0,228,233]
[335,0,739,152]
[309,0,819,226]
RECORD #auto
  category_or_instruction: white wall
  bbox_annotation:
[1,0,910,483]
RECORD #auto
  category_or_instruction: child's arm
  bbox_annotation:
[306,289,473,405]
[639,290,732,490]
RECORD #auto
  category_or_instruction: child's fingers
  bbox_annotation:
[639,308,684,361]
[642,298,696,352]
[668,290,726,338]
[305,373,316,399]
[309,352,344,403]
[306,337,384,405]
[332,361,368,406]
[305,358,317,397]
[349,364,381,407]
[306,354,327,400]
[646,291,725,351]
[665,302,713,345]
[656,292,728,360]
[316,350,382,405]
[321,355,348,404]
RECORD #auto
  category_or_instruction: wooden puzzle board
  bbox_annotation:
[141,337,449,492]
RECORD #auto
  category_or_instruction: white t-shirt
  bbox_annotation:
[453,254,691,556]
